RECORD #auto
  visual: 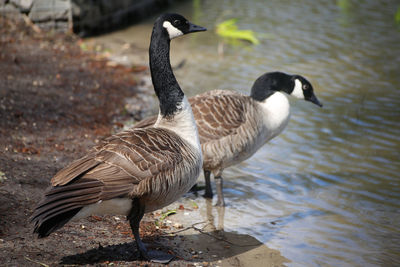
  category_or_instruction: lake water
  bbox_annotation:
[91,0,400,266]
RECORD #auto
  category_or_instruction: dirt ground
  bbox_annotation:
[0,16,288,266]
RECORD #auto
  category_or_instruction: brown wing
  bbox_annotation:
[189,90,249,143]
[32,127,189,237]
[52,128,186,190]
[132,90,249,144]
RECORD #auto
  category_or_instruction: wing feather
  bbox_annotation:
[132,90,250,144]
[189,90,249,143]
[50,128,187,193]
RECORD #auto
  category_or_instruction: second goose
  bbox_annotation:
[134,72,323,206]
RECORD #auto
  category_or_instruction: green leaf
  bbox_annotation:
[216,18,260,45]
[159,209,177,221]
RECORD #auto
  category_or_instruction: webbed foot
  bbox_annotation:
[145,250,174,264]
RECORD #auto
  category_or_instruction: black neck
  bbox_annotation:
[149,23,184,118]
[250,72,294,102]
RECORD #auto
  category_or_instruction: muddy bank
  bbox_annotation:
[0,15,287,266]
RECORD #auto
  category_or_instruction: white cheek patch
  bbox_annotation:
[163,21,184,39]
[292,79,305,99]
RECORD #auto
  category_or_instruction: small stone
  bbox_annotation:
[173,223,183,229]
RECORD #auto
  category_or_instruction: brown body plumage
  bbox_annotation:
[32,128,201,237]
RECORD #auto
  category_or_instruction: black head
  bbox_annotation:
[250,72,323,107]
[157,13,207,40]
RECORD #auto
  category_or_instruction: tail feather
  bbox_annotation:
[31,178,104,237]
[34,208,82,238]
[36,187,101,210]
[33,196,99,226]
[32,177,133,238]
[44,179,101,196]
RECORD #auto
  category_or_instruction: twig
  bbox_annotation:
[24,256,49,267]
[193,224,258,247]
[167,221,259,247]
[167,221,207,234]
[22,14,42,34]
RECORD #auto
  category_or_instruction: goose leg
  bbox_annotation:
[203,170,213,198]
[128,198,173,263]
[215,176,225,207]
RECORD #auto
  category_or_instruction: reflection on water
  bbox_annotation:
[91,0,400,266]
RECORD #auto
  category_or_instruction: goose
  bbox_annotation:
[31,13,206,263]
[133,71,322,206]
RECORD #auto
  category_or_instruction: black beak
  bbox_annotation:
[188,22,207,33]
[308,93,323,107]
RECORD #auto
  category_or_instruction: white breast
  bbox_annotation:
[259,91,291,138]
[155,96,202,157]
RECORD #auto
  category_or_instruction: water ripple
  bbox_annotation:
[92,0,400,265]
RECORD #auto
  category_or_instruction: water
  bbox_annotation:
[90,0,400,266]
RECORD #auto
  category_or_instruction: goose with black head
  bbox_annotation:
[31,13,206,263]
[134,72,322,206]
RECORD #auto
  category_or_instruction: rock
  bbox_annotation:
[0,3,20,14]
[2,0,186,35]
[10,0,34,12]
[71,0,184,36]
[29,0,70,22]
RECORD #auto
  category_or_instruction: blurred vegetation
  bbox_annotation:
[192,0,202,24]
[337,0,352,14]
[395,6,400,25]
[336,0,353,26]
[216,18,260,45]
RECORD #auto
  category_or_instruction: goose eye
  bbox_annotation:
[303,84,309,90]
[173,20,181,26]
